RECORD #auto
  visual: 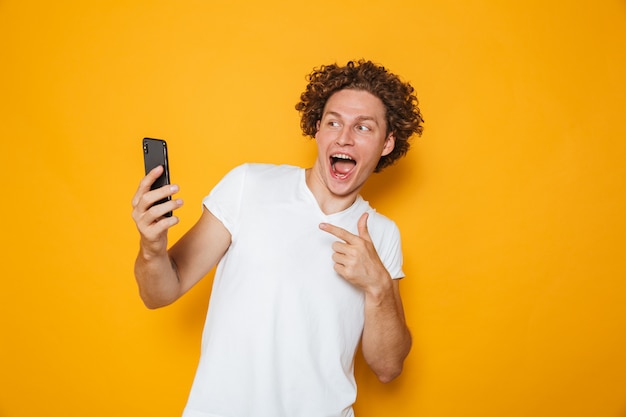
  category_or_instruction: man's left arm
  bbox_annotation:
[361,276,412,383]
[319,213,412,383]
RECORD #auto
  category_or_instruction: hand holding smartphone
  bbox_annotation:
[142,137,172,217]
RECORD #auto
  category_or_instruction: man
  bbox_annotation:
[131,60,424,417]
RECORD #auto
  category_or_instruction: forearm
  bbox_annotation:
[134,245,182,309]
[361,278,412,383]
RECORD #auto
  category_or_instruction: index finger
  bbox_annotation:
[132,165,164,206]
[319,222,357,243]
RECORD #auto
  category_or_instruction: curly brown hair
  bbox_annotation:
[295,60,424,172]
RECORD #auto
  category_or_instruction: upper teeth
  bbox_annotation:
[332,154,353,160]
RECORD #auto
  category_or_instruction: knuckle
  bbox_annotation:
[139,193,154,207]
[146,205,161,218]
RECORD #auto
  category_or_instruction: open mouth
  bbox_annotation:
[330,153,356,178]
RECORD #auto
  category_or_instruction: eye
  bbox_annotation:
[328,121,340,128]
[356,124,371,132]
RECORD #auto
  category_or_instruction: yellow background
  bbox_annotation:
[2,1,625,416]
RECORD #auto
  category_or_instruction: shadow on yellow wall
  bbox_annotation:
[2,1,626,416]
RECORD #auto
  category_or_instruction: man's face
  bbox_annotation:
[313,89,395,198]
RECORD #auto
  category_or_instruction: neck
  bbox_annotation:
[305,167,359,215]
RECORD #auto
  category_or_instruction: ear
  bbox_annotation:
[314,120,321,138]
[381,132,395,157]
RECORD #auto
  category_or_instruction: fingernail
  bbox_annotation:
[170,185,179,192]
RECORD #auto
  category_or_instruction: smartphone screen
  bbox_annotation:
[142,137,172,217]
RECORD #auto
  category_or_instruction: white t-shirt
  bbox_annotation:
[182,164,404,417]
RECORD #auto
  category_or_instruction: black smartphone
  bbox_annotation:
[142,137,172,217]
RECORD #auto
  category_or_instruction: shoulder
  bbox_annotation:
[364,208,401,241]
[211,164,302,202]
[226,163,300,178]
[354,197,398,232]
[225,163,301,186]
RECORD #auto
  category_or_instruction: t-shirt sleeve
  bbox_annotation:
[368,213,405,280]
[382,221,405,280]
[202,164,248,236]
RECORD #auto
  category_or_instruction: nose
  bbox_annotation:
[335,127,354,146]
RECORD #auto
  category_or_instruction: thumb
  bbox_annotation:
[357,212,372,241]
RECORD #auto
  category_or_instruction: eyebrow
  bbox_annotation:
[323,111,380,125]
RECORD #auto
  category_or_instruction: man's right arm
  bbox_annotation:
[132,166,231,309]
